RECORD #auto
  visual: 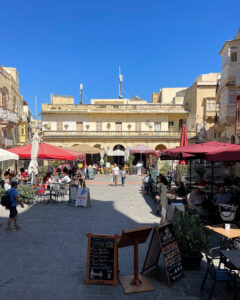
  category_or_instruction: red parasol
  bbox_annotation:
[179,125,188,165]
[8,143,85,161]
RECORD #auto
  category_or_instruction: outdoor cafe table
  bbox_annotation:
[220,250,240,270]
[206,224,240,239]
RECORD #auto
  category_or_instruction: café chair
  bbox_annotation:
[36,185,49,203]
[201,255,237,300]
[219,204,238,222]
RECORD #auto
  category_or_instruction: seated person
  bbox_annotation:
[187,187,204,210]
[4,178,11,191]
[54,171,60,182]
[20,168,28,178]
[47,174,56,184]
[213,186,231,206]
[60,172,71,184]
[175,181,186,197]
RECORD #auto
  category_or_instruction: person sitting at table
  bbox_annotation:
[213,186,232,206]
[54,171,60,182]
[4,178,11,191]
[187,187,204,212]
[60,172,71,184]
[20,168,28,178]
[47,174,56,184]
[175,181,186,197]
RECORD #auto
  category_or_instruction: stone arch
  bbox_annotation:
[155,144,167,151]
[113,144,125,151]
[93,144,101,149]
[230,135,236,144]
[72,144,80,147]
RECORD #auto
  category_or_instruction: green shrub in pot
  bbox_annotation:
[173,210,211,269]
[18,185,35,204]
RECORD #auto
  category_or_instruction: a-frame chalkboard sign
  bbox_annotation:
[85,233,119,285]
[141,224,183,287]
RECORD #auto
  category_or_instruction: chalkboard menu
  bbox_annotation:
[141,224,183,287]
[85,234,118,285]
[158,224,183,286]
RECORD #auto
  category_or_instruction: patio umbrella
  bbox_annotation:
[28,132,39,184]
[179,125,188,165]
[130,144,156,155]
[0,148,19,161]
[107,149,125,156]
[70,144,100,154]
[100,146,104,166]
[8,143,85,160]
[124,146,131,162]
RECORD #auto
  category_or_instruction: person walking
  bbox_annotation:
[6,182,24,232]
[120,166,127,187]
[155,174,169,225]
[112,163,120,186]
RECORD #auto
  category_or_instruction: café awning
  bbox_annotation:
[107,149,125,156]
[8,143,85,161]
[0,148,19,161]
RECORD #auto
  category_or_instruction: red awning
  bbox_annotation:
[161,141,240,162]
[8,143,85,160]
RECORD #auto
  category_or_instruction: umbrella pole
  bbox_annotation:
[211,162,214,196]
[189,160,192,185]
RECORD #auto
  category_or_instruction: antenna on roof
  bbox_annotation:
[80,83,83,104]
[119,66,123,99]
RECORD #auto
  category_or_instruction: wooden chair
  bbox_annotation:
[201,255,237,300]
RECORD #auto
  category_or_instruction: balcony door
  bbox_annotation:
[96,121,102,132]
[57,122,62,131]
[155,122,161,131]
[76,121,83,131]
[115,122,122,131]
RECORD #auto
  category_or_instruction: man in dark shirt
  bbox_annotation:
[6,182,24,232]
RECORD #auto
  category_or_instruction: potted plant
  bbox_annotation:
[159,161,169,176]
[18,185,35,204]
[176,164,188,182]
[128,155,134,175]
[173,210,211,269]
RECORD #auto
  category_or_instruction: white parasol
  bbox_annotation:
[28,132,39,184]
[100,146,104,166]
[124,146,130,162]
[0,148,19,161]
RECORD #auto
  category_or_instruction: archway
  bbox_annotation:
[155,144,167,151]
[113,144,125,151]
[93,144,101,149]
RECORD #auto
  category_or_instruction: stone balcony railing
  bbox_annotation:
[43,130,196,139]
[0,107,18,124]
[42,103,189,114]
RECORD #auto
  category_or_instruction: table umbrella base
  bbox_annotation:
[119,275,154,294]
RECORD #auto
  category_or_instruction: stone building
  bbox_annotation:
[41,94,195,157]
[211,31,240,143]
[19,101,32,145]
[0,66,23,148]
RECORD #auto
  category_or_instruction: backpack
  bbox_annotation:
[1,190,13,209]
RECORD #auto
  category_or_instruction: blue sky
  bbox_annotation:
[1,0,239,117]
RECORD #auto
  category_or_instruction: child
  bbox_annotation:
[120,167,127,187]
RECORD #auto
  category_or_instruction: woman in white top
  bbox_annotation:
[112,163,120,186]
[61,172,71,184]
[4,178,11,191]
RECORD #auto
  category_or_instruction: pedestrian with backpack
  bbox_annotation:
[6,182,24,232]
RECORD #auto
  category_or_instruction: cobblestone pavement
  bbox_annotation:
[0,175,236,300]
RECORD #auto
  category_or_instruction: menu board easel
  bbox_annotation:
[85,233,119,285]
[141,224,183,287]
[118,226,154,294]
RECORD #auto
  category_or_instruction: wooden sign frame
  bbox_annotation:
[141,224,183,287]
[85,233,119,285]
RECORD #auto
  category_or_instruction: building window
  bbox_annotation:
[96,121,102,131]
[135,122,141,131]
[229,90,237,104]
[231,52,237,62]
[206,99,216,110]
[155,122,161,131]
[21,127,24,135]
[2,92,8,109]
[57,122,62,131]
[115,122,122,131]
[76,122,83,131]
[179,119,184,129]
[168,121,174,127]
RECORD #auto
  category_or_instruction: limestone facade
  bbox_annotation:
[0,66,23,148]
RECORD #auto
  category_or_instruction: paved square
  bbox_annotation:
[0,175,236,299]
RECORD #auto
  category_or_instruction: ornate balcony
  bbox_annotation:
[0,107,18,124]
[42,103,189,114]
[43,130,196,139]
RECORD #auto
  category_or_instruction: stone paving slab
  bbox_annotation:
[0,175,237,299]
